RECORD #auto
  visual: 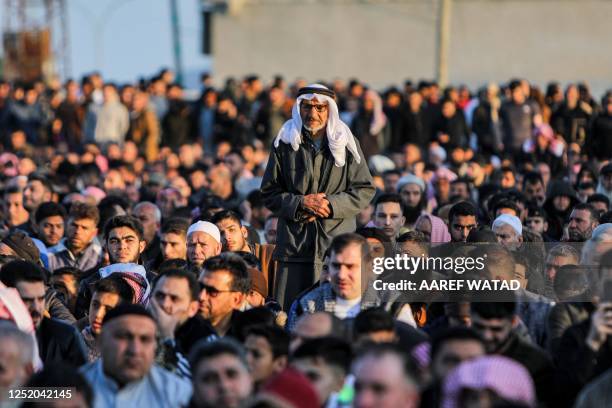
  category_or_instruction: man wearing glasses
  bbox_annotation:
[261,84,375,310]
[197,253,251,336]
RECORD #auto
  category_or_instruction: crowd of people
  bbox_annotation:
[0,67,610,407]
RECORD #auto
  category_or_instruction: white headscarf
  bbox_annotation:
[365,89,387,135]
[274,83,361,167]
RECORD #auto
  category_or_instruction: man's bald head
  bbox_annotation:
[133,202,161,244]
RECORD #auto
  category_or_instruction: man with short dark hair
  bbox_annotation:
[577,181,596,203]
[3,185,29,228]
[352,343,420,408]
[160,217,189,261]
[22,174,53,214]
[103,215,147,264]
[492,199,520,219]
[74,215,149,319]
[264,214,278,245]
[470,302,553,403]
[213,210,252,253]
[151,269,216,361]
[34,201,66,248]
[50,266,80,314]
[353,307,397,344]
[566,203,599,242]
[420,327,485,408]
[82,276,134,362]
[373,193,405,242]
[244,325,289,389]
[525,205,551,240]
[246,191,271,231]
[382,169,402,193]
[587,193,610,215]
[80,304,192,407]
[0,260,87,367]
[447,201,478,243]
[188,338,253,408]
[292,337,352,406]
[287,233,375,330]
[523,172,546,207]
[198,253,251,336]
[16,174,54,236]
[430,328,485,380]
[450,178,471,201]
[47,202,103,272]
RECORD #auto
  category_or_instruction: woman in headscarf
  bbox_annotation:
[415,213,451,244]
[351,89,388,160]
[521,123,566,176]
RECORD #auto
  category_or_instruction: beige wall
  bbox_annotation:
[212,0,611,96]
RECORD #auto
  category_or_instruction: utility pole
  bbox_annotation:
[436,0,452,88]
[169,0,183,85]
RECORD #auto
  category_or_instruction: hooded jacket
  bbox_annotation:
[543,181,578,240]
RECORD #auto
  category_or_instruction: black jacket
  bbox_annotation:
[499,332,555,405]
[556,318,612,407]
[175,315,217,355]
[403,107,429,147]
[141,235,161,266]
[430,110,469,149]
[36,317,87,367]
[543,181,579,240]
[588,113,612,160]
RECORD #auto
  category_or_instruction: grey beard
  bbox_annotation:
[304,123,325,133]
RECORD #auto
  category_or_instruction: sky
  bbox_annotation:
[3,0,211,88]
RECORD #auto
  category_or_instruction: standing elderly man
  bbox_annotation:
[261,84,375,309]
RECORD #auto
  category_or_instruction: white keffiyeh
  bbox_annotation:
[273,83,361,167]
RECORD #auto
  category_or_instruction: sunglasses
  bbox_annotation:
[199,282,234,298]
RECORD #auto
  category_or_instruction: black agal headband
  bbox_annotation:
[297,86,336,100]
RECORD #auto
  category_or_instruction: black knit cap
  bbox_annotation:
[526,206,548,219]
[102,303,155,326]
[467,227,497,243]
[297,86,336,100]
[1,231,40,264]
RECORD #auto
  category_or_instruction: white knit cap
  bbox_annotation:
[492,214,522,236]
[187,221,221,244]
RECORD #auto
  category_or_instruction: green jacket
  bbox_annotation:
[260,132,375,263]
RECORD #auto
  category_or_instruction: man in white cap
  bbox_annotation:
[492,214,523,251]
[187,220,222,268]
[260,84,375,310]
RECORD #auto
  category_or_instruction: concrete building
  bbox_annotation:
[209,0,611,96]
